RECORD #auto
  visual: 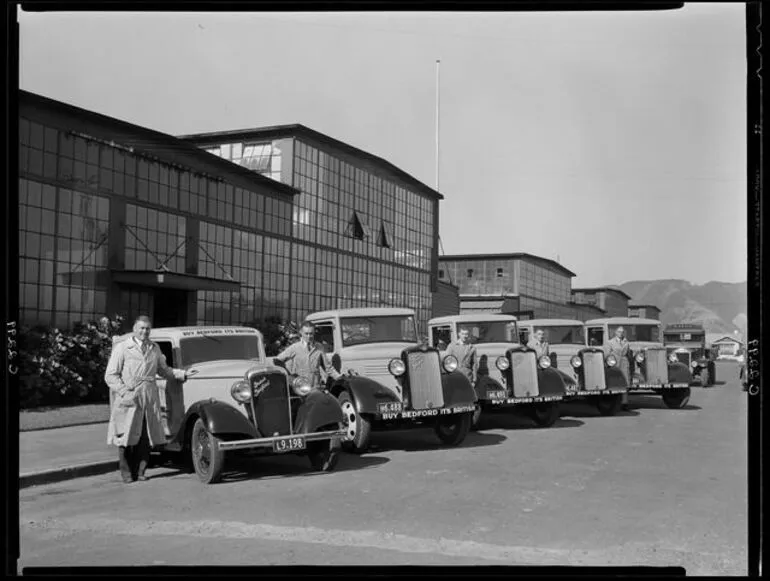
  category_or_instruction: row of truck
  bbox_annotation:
[122,308,716,483]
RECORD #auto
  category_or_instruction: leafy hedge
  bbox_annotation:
[18,315,125,409]
[242,316,300,356]
[18,314,301,409]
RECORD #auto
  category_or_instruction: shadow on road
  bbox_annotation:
[474,411,585,431]
[559,403,641,419]
[364,429,507,454]
[148,452,392,484]
[626,395,702,411]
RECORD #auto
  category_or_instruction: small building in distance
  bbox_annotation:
[628,303,662,320]
[571,287,632,318]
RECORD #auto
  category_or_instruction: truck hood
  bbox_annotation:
[339,342,420,395]
[630,341,665,352]
[184,359,274,380]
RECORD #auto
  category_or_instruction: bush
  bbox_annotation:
[242,316,299,356]
[18,315,125,409]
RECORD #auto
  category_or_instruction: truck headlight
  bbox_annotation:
[443,355,459,373]
[291,376,313,396]
[606,355,618,367]
[495,356,510,371]
[668,353,678,364]
[691,360,700,368]
[538,355,551,369]
[570,355,582,368]
[388,358,406,377]
[231,380,252,403]
[635,352,645,363]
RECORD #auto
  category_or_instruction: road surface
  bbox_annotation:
[19,361,747,575]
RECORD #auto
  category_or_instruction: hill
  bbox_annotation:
[616,280,747,335]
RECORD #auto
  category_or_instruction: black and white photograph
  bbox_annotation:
[12,3,753,575]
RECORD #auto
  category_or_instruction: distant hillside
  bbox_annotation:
[616,280,747,335]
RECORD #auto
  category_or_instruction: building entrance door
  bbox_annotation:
[153,288,189,328]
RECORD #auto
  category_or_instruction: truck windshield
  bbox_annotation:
[461,321,518,344]
[610,325,661,342]
[341,316,418,347]
[179,335,262,367]
[539,325,585,345]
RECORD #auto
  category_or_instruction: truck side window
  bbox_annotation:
[431,326,452,351]
[156,340,174,368]
[587,328,604,347]
[315,323,335,353]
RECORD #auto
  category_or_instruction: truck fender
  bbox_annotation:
[537,367,568,396]
[174,400,258,446]
[475,375,505,399]
[441,371,477,407]
[668,361,693,385]
[329,376,401,415]
[605,367,628,389]
[294,390,345,433]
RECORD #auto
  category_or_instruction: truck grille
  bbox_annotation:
[251,371,292,437]
[582,351,606,391]
[406,351,445,410]
[511,351,539,398]
[675,351,691,366]
[645,348,669,385]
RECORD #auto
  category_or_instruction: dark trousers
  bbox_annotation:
[118,416,150,481]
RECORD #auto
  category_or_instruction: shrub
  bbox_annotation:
[18,315,125,409]
[242,316,299,356]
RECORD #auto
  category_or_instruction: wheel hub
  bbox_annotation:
[341,401,358,440]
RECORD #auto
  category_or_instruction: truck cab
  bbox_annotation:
[305,308,477,453]
[428,314,572,429]
[663,322,716,387]
[584,317,694,409]
[518,319,628,416]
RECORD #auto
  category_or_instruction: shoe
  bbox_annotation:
[122,475,135,483]
[137,475,149,481]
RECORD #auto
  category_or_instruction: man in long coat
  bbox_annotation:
[527,329,550,359]
[606,326,633,409]
[605,326,632,381]
[105,315,192,483]
[446,326,478,385]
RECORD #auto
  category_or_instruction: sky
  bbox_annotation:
[17,4,747,288]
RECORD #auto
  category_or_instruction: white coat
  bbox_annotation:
[105,338,186,447]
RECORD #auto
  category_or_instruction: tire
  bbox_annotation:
[338,391,371,454]
[662,388,691,409]
[307,437,340,472]
[434,412,473,446]
[596,394,623,416]
[190,418,226,484]
[530,402,561,428]
[471,405,483,431]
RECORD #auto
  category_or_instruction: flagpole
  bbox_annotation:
[435,59,441,192]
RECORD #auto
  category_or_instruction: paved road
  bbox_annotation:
[19,362,747,574]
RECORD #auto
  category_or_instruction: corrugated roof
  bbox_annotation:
[439,253,576,278]
[459,300,505,313]
[572,287,633,301]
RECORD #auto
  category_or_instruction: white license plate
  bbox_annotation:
[377,402,403,414]
[487,390,506,400]
[272,436,306,453]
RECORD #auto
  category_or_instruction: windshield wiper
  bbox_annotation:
[198,333,222,344]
